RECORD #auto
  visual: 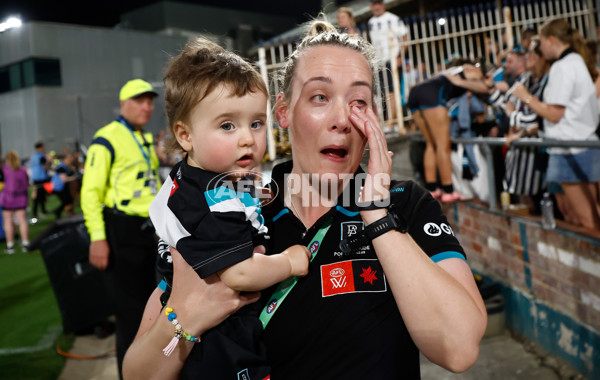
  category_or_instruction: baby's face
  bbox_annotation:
[181,84,268,179]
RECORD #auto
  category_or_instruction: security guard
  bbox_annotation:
[81,79,160,377]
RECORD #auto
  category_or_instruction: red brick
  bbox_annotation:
[472,242,483,254]
[511,233,521,246]
[558,281,580,299]
[528,252,548,271]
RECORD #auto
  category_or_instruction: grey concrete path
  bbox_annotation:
[58,328,585,379]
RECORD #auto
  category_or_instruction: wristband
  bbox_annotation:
[339,209,407,253]
[162,307,201,357]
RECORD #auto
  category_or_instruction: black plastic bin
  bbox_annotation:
[31,214,113,334]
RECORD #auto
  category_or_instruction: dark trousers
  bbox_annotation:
[103,208,157,379]
[32,179,49,216]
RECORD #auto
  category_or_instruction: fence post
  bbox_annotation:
[504,6,514,51]
[389,26,405,135]
[258,47,276,162]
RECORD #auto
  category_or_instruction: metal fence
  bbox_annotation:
[255,0,597,160]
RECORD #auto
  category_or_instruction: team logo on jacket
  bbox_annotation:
[169,179,179,197]
[340,221,364,240]
[320,259,386,297]
[423,222,454,237]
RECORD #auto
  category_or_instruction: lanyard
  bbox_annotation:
[259,217,333,329]
[118,116,152,171]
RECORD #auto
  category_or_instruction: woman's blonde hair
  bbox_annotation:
[5,151,21,171]
[278,17,378,104]
[540,18,598,80]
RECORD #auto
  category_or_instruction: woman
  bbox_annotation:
[511,19,600,230]
[123,19,486,379]
[408,59,489,202]
[502,37,550,213]
[0,151,30,253]
[337,7,361,35]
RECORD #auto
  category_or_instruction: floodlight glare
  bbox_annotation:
[437,18,447,26]
[0,16,22,32]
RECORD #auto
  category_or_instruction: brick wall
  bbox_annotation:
[443,202,600,378]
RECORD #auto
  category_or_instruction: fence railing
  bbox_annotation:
[410,135,600,210]
[255,0,597,160]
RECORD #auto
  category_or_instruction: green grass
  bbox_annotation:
[0,195,80,379]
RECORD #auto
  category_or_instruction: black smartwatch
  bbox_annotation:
[339,209,407,253]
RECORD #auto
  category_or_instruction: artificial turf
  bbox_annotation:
[0,196,78,379]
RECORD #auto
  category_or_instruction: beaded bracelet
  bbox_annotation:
[162,306,201,357]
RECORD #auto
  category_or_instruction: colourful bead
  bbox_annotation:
[165,307,173,315]
[168,312,177,321]
[191,336,198,342]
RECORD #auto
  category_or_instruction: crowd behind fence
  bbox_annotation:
[255,0,597,161]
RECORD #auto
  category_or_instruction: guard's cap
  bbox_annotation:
[119,79,158,101]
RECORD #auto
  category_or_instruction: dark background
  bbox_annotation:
[0,0,325,27]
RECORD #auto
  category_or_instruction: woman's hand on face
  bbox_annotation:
[349,106,392,205]
[167,246,261,336]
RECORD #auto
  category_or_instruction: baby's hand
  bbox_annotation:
[282,245,311,277]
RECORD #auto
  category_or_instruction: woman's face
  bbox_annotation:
[276,45,372,180]
[337,12,352,28]
[539,35,557,60]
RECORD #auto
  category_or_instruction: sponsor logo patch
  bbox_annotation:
[321,259,387,297]
[423,222,442,236]
[340,221,364,240]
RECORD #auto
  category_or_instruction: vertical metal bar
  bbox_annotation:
[586,0,598,40]
[464,7,477,61]
[457,8,469,59]
[494,3,504,53]
[435,12,447,71]
[428,14,437,77]
[442,10,453,60]
[572,0,585,36]
[540,1,548,32]
[486,4,500,64]
[504,6,514,51]
[389,23,404,134]
[533,0,541,30]
[419,15,431,78]
[449,9,460,57]
[562,0,574,28]
[472,5,483,61]
[258,47,276,162]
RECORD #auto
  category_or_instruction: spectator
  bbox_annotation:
[511,19,600,230]
[51,153,77,219]
[489,51,527,136]
[502,37,551,214]
[29,142,51,221]
[368,0,408,127]
[1,151,30,253]
[337,7,361,35]
[520,27,537,51]
[407,59,489,202]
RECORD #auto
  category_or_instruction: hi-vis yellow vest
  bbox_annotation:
[81,117,160,241]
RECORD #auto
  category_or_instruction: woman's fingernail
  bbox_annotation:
[350,114,359,120]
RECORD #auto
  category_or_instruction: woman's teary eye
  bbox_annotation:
[251,121,264,129]
[351,99,368,109]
